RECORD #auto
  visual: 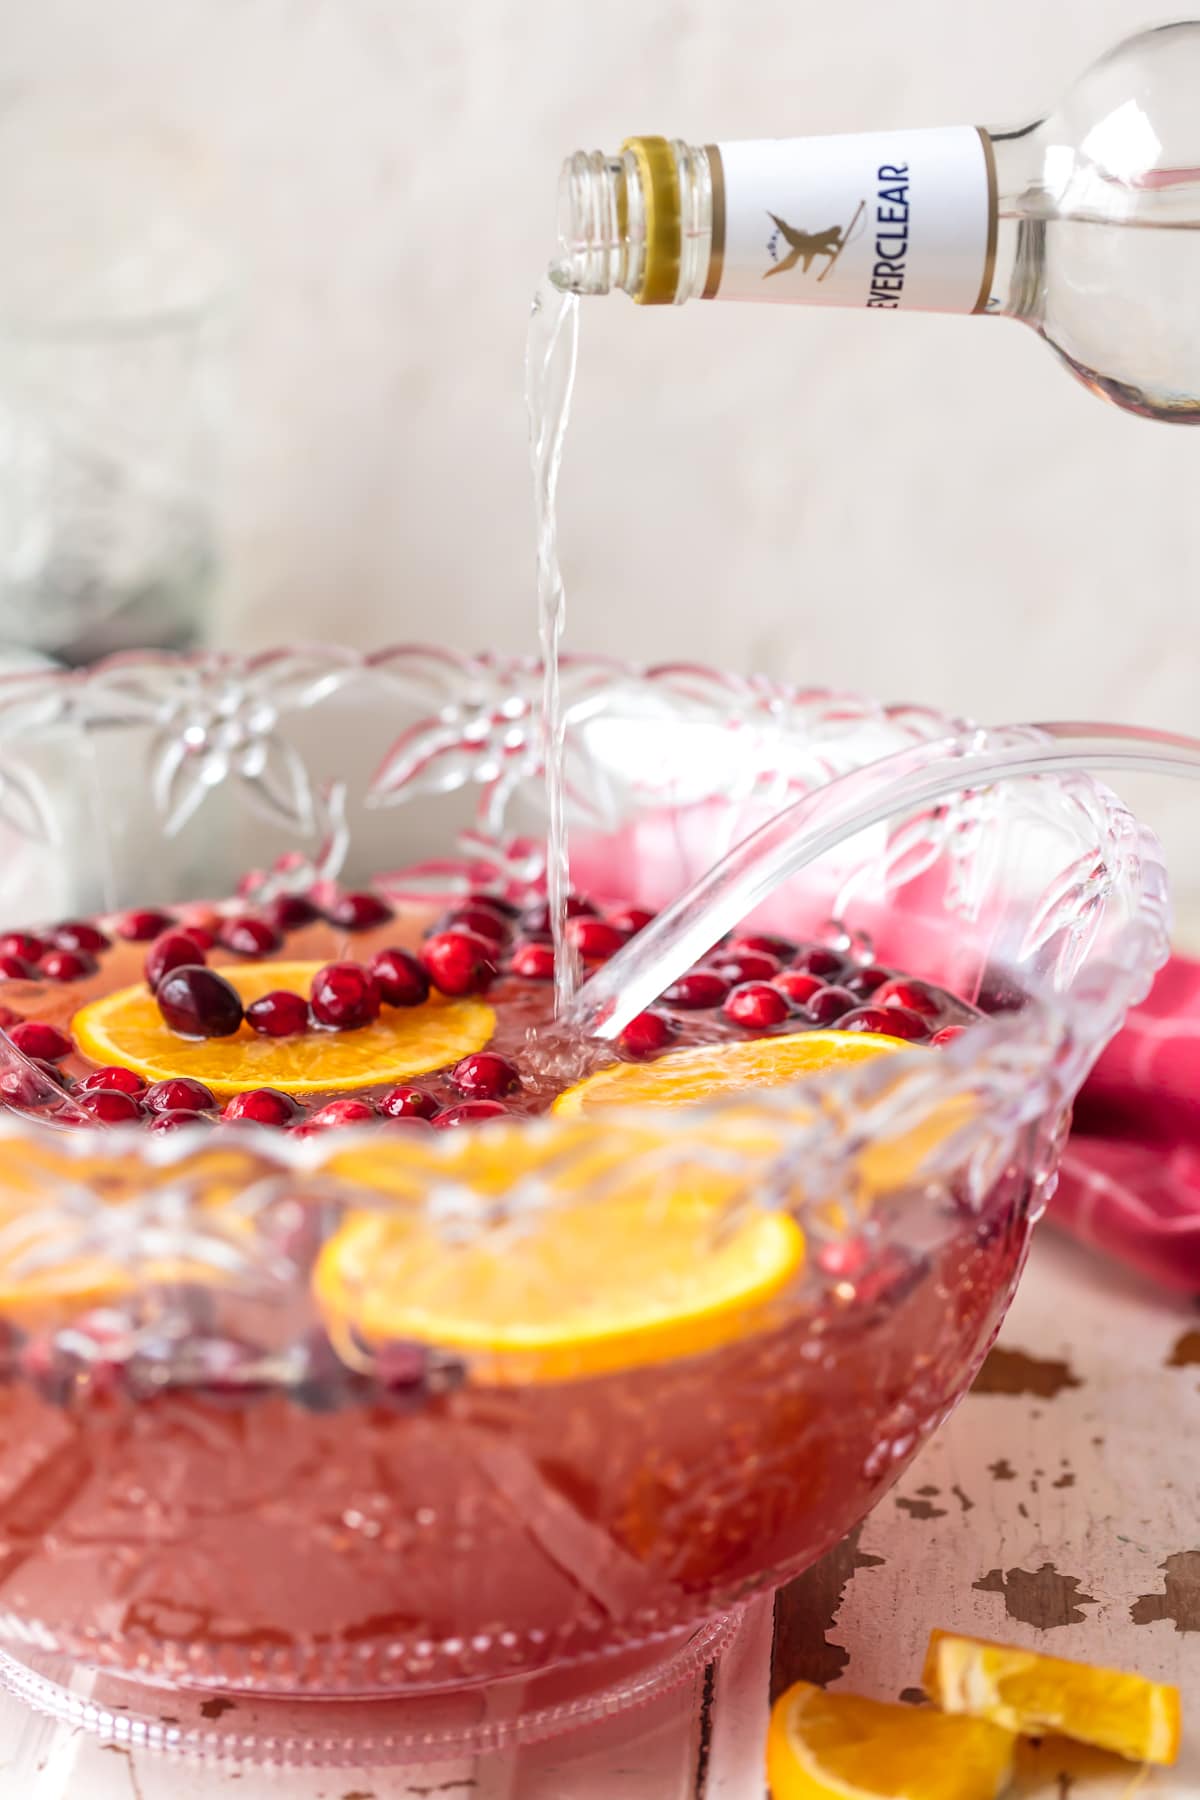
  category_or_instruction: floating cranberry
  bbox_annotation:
[379,1085,441,1120]
[218,915,282,957]
[727,932,796,961]
[0,954,35,981]
[180,925,216,952]
[156,966,244,1039]
[930,1024,968,1047]
[145,1077,218,1115]
[114,908,175,942]
[805,984,857,1024]
[712,950,781,984]
[78,1087,144,1124]
[723,981,793,1030]
[148,1109,213,1133]
[145,930,206,990]
[520,901,553,936]
[773,970,823,1006]
[874,977,942,1018]
[791,946,846,979]
[0,1061,65,1106]
[39,949,96,982]
[267,893,321,932]
[0,932,45,961]
[223,1087,301,1127]
[79,1066,146,1097]
[420,930,497,997]
[619,1010,676,1059]
[306,1097,379,1129]
[324,891,393,931]
[608,906,656,934]
[310,962,382,1030]
[816,1237,871,1280]
[844,964,891,998]
[368,947,430,1008]
[50,920,110,953]
[450,1052,521,1099]
[566,917,629,961]
[8,1020,72,1063]
[0,1006,19,1029]
[662,969,730,1010]
[565,893,599,918]
[439,903,511,945]
[246,989,310,1037]
[467,890,522,919]
[433,1100,509,1128]
[840,1005,928,1040]
[510,939,555,981]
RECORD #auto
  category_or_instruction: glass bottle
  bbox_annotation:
[556,21,1200,422]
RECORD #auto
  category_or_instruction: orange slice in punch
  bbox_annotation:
[72,962,494,1097]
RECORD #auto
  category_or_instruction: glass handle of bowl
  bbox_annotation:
[567,720,1200,1041]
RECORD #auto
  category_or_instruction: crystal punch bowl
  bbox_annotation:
[0,649,1169,1759]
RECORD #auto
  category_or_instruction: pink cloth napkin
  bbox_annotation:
[1057,954,1200,1293]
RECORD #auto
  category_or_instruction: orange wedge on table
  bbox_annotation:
[315,1119,805,1384]
[766,1681,1017,1800]
[71,962,495,1096]
[924,1630,1181,1768]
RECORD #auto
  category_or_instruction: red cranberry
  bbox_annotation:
[433,1100,509,1128]
[439,903,511,945]
[0,1006,16,1029]
[619,1010,676,1059]
[180,925,216,952]
[114,908,175,942]
[368,948,430,1008]
[663,969,729,1010]
[267,893,321,931]
[840,1005,928,1040]
[306,1097,378,1129]
[467,891,522,919]
[8,1020,72,1062]
[156,966,245,1038]
[145,1077,217,1115]
[0,932,45,961]
[145,930,206,990]
[520,901,553,935]
[0,954,35,980]
[223,1087,301,1126]
[310,962,382,1030]
[608,906,655,935]
[79,1066,146,1098]
[246,989,310,1037]
[805,985,857,1024]
[565,894,599,919]
[0,1060,66,1106]
[78,1087,144,1124]
[420,930,497,998]
[510,939,555,981]
[873,978,942,1019]
[791,946,846,979]
[844,964,890,998]
[931,1024,968,1047]
[712,950,781,984]
[773,970,823,1006]
[148,1109,213,1133]
[39,949,96,982]
[450,1052,521,1099]
[379,1085,441,1120]
[50,920,110,953]
[817,1237,871,1279]
[324,892,393,931]
[219,916,282,957]
[727,932,796,960]
[566,917,629,960]
[177,902,222,933]
[723,982,793,1030]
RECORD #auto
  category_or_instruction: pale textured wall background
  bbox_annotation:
[4,0,1200,888]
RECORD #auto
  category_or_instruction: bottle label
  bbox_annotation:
[704,128,996,313]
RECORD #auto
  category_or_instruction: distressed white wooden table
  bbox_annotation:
[0,1227,1195,1798]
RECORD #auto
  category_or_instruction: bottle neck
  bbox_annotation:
[558,128,1034,317]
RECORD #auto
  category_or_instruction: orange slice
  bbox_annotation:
[766,1680,1016,1800]
[551,1030,915,1115]
[923,1630,1181,1768]
[313,1118,804,1384]
[71,962,494,1097]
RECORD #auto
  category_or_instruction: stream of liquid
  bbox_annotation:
[526,276,581,1016]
